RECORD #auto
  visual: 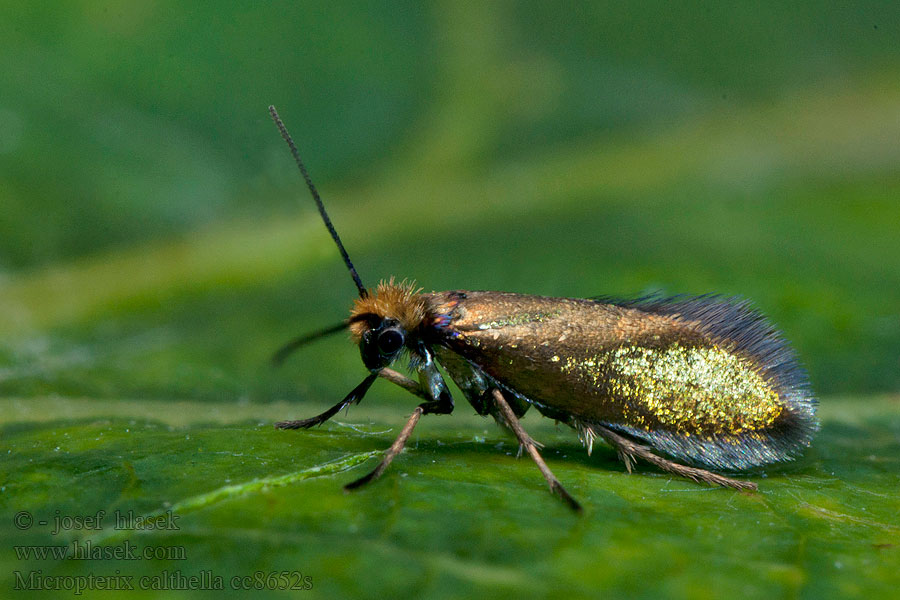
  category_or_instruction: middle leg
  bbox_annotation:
[491,389,582,512]
[346,353,454,490]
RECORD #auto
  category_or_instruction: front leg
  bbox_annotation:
[377,367,427,400]
[377,366,453,415]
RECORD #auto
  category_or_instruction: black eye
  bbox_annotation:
[377,328,404,355]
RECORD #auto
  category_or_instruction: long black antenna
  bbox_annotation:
[270,320,349,366]
[268,105,367,298]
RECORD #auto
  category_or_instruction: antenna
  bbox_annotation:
[270,320,349,366]
[268,105,367,298]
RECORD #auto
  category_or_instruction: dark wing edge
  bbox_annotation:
[601,419,813,471]
[593,293,819,470]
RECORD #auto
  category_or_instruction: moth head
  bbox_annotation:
[349,279,428,371]
[350,315,406,370]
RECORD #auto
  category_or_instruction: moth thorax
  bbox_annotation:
[349,279,429,341]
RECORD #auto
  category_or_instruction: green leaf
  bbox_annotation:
[2,396,898,598]
[3,3,900,598]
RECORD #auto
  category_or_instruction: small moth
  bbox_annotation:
[268,106,818,511]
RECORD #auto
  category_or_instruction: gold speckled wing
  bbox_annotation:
[427,291,817,470]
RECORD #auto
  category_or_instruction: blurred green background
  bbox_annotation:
[2,2,899,599]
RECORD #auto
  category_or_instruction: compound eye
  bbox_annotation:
[377,328,405,355]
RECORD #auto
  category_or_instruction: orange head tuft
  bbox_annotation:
[349,278,430,341]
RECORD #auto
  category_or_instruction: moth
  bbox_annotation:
[267,106,818,511]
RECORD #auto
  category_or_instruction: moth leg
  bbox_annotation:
[377,367,427,400]
[346,350,454,490]
[275,372,378,429]
[591,424,758,492]
[344,396,452,491]
[345,405,424,490]
[277,369,423,430]
[433,347,529,417]
[491,389,582,513]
